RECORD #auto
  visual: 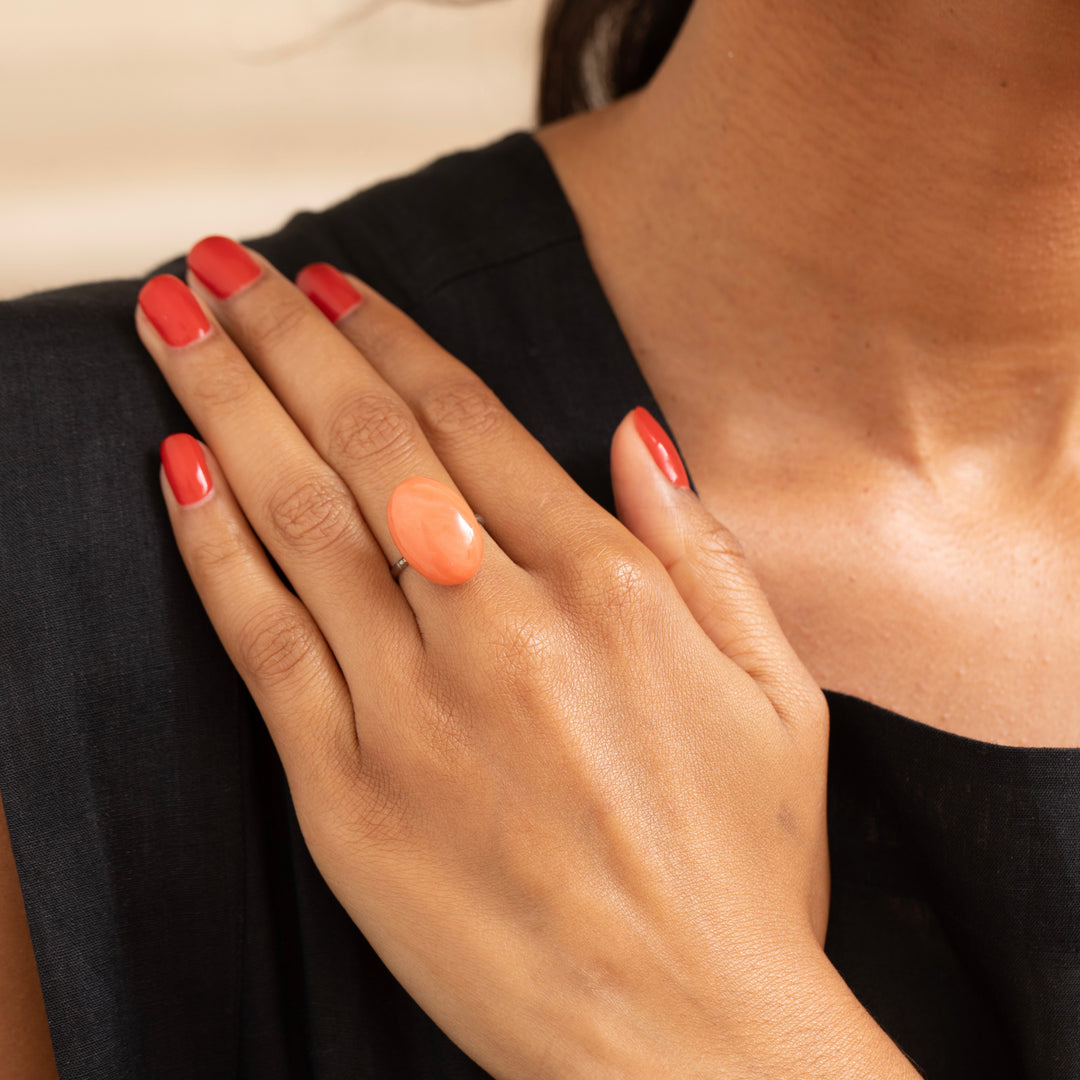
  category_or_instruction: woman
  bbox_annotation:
[3,0,1078,1076]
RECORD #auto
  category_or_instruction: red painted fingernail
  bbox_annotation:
[139,275,211,348]
[296,263,363,323]
[188,236,261,299]
[161,433,213,505]
[633,406,690,488]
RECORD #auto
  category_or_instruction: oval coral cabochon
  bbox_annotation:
[387,476,484,586]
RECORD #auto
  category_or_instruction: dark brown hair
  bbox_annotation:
[538,0,693,123]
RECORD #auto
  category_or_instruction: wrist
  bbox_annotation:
[558,938,922,1080]
[715,941,923,1080]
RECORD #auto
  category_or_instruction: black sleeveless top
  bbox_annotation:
[1,132,1077,1079]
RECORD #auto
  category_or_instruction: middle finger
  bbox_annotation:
[182,237,517,600]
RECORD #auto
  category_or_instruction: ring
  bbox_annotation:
[388,515,485,582]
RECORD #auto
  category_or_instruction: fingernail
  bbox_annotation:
[188,236,261,299]
[139,275,211,348]
[633,407,689,488]
[297,263,363,323]
[386,476,483,586]
[161,433,213,505]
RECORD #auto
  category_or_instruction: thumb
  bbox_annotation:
[611,407,823,728]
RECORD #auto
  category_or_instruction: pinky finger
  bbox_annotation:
[159,433,357,800]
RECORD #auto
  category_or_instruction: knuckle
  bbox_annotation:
[415,377,506,443]
[590,538,663,615]
[266,474,356,554]
[692,525,749,576]
[188,356,253,412]
[326,392,420,471]
[237,603,320,690]
[243,293,310,352]
[185,518,250,577]
[603,548,657,602]
[599,556,663,642]
[341,302,398,360]
[555,533,665,643]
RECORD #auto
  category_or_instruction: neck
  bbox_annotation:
[543,0,1080,479]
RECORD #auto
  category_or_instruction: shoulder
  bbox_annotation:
[0,129,573,471]
[0,128,619,596]
[0,129,639,522]
[295,131,582,305]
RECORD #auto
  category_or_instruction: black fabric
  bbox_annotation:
[0,131,1077,1079]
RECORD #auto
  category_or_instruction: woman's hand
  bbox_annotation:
[135,237,913,1078]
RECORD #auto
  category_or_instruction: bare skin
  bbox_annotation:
[536,0,1080,746]
[0,792,57,1078]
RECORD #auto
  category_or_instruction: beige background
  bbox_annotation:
[2,0,547,299]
